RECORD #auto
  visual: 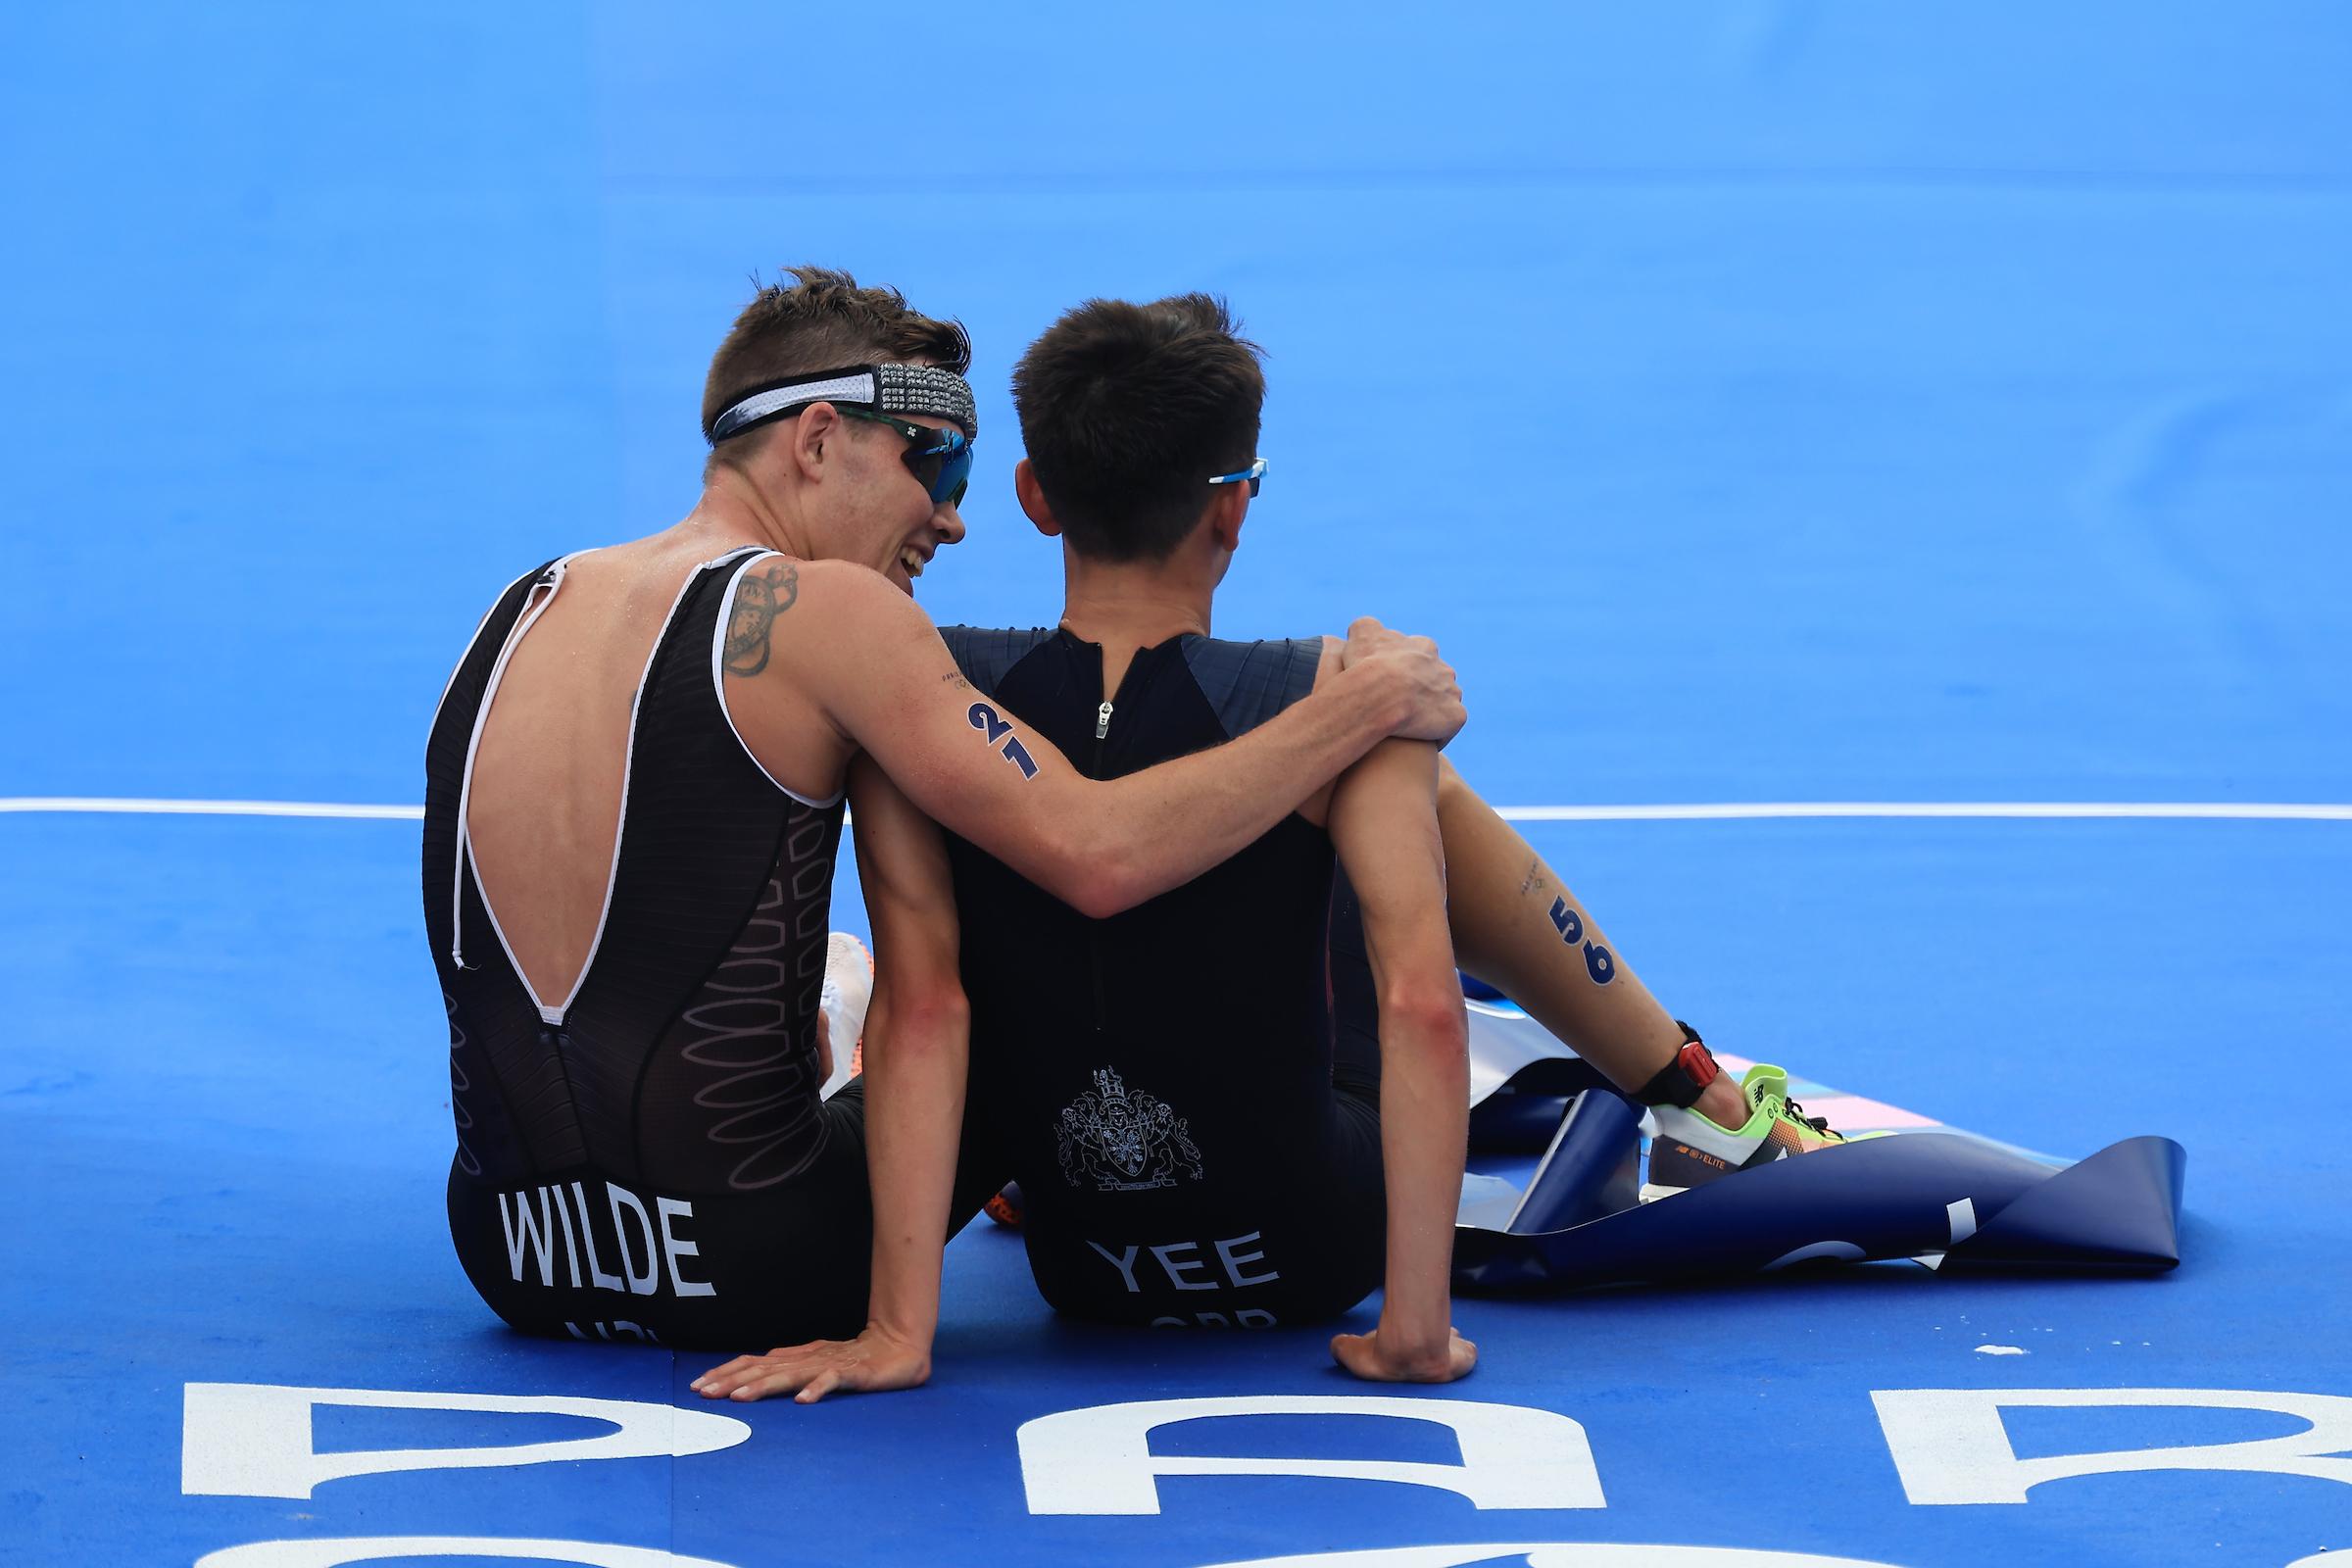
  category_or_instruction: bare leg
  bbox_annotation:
[1436,760,1751,1132]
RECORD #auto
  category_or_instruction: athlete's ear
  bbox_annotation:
[1015,459,1062,538]
[788,403,842,480]
[1205,479,1248,555]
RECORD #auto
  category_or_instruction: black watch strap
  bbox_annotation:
[1635,1020,1721,1108]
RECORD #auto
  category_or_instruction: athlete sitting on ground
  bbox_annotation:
[693,295,1854,1400]
[423,269,1463,1353]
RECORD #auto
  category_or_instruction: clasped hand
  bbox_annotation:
[1342,615,1465,746]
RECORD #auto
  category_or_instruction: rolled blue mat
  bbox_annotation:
[1502,1087,1643,1235]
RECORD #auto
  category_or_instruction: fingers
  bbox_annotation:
[692,1345,832,1401]
[1343,616,1408,669]
[1330,1331,1388,1382]
[689,1335,931,1404]
[794,1368,845,1405]
[690,1353,765,1396]
[694,1361,801,1401]
[1331,1328,1478,1384]
[734,1365,819,1402]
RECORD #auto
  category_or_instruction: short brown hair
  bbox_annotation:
[1011,295,1264,563]
[702,266,970,459]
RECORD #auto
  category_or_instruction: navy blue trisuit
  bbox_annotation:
[940,625,1387,1330]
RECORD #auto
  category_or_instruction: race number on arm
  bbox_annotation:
[732,559,1463,917]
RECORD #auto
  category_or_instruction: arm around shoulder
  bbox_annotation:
[781,571,1463,917]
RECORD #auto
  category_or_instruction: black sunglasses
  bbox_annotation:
[838,406,973,508]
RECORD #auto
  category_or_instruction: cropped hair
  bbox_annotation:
[1011,294,1264,563]
[701,267,970,466]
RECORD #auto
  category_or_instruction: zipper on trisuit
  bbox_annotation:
[1088,683,1116,1034]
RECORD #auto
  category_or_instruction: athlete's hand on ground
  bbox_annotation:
[1330,1324,1477,1384]
[1342,616,1464,746]
[690,1325,932,1404]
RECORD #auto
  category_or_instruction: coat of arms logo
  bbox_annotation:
[1055,1066,1205,1192]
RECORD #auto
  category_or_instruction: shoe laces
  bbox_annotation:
[1782,1097,1837,1139]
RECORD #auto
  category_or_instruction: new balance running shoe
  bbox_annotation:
[983,1182,1026,1228]
[1641,1063,1862,1200]
[818,932,873,1099]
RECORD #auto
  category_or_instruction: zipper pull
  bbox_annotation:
[1096,701,1113,740]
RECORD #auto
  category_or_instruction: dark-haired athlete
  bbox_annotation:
[694,295,1854,1399]
[423,269,1463,1353]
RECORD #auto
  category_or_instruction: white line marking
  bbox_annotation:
[0,798,425,820]
[2,797,2349,824]
[1493,802,2352,822]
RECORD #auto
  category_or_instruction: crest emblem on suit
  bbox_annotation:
[1056,1067,1205,1192]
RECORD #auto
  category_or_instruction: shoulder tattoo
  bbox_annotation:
[723,562,801,676]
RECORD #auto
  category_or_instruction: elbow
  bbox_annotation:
[1381,983,1470,1059]
[1065,873,1146,922]
[1042,828,1151,920]
[870,981,969,1055]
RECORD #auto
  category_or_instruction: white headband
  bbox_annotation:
[707,363,977,444]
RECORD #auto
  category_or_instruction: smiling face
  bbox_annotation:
[870,412,970,596]
[804,403,971,596]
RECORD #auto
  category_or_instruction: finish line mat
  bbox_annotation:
[1450,1001,2185,1292]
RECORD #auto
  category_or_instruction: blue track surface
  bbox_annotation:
[5,7,2349,1566]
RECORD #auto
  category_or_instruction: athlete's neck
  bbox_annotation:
[682,465,817,561]
[1058,547,1216,695]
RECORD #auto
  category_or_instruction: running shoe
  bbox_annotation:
[1641,1063,1865,1200]
[818,932,873,1098]
[983,1182,1026,1228]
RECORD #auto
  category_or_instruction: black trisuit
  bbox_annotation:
[941,626,1386,1330]
[424,549,874,1350]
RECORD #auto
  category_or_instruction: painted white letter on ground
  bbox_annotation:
[1873,1387,2352,1504]
[1196,1546,1906,1568]
[1018,1395,1602,1516]
[181,1383,750,1499]
[194,1539,739,1568]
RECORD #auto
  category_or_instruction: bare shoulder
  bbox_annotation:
[720,556,933,679]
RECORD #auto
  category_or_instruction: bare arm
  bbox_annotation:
[691,755,968,1403]
[1323,738,1476,1385]
[845,757,968,1375]
[749,562,1462,917]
